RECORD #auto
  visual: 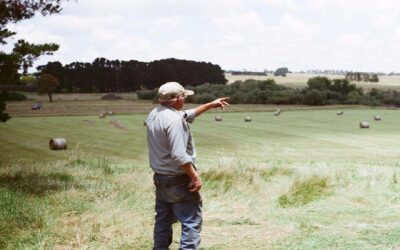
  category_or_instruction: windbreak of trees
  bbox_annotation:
[138,76,400,107]
[345,72,379,82]
[37,58,227,92]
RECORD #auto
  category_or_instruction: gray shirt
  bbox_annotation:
[146,106,196,175]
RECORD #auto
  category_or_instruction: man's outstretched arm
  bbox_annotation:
[194,97,230,117]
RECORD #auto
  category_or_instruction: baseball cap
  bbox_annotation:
[158,82,194,99]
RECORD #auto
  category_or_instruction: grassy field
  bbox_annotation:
[1,107,400,249]
[4,92,371,118]
[225,73,400,91]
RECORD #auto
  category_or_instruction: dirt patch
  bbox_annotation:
[110,120,128,131]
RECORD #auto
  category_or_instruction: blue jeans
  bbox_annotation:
[153,174,202,250]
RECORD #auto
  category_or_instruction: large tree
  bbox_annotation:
[0,0,67,121]
[0,0,64,78]
[37,73,59,102]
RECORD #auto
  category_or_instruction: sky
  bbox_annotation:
[4,0,400,73]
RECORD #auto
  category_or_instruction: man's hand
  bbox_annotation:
[211,97,230,110]
[181,162,202,192]
[188,177,202,192]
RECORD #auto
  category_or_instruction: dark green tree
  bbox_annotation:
[304,89,327,105]
[13,39,59,75]
[0,0,65,78]
[0,52,19,84]
[0,0,68,121]
[38,57,227,92]
[0,91,10,122]
[38,73,59,102]
[274,67,290,77]
[307,76,331,90]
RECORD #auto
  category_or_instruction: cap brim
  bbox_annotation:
[184,90,194,96]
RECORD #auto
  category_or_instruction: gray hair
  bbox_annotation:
[159,97,178,107]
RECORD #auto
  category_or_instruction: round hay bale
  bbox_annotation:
[337,111,343,115]
[359,121,370,129]
[49,138,67,150]
[373,115,381,121]
[244,116,252,122]
[215,116,223,122]
[108,111,115,116]
[99,113,107,118]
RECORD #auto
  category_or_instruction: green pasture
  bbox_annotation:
[225,73,400,91]
[1,108,400,249]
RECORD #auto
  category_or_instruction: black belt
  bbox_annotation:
[154,172,187,176]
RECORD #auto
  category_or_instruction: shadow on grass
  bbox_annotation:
[0,171,78,196]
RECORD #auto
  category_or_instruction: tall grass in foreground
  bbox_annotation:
[2,155,400,249]
[0,154,153,249]
[278,175,330,207]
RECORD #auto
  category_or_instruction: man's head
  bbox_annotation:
[158,82,194,110]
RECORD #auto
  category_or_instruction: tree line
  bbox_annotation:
[37,58,227,92]
[138,76,400,107]
[345,72,379,82]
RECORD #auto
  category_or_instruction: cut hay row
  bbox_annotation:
[99,111,116,118]
[110,120,128,131]
[4,100,157,117]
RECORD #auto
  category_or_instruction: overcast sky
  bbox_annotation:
[4,0,400,72]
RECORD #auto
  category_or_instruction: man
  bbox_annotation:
[146,82,229,250]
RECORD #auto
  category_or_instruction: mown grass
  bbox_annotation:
[1,108,400,248]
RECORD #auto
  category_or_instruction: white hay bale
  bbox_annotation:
[244,116,252,122]
[215,116,222,122]
[373,115,381,121]
[359,121,369,128]
[49,138,67,150]
[337,111,343,115]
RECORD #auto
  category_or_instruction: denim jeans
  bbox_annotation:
[153,173,202,250]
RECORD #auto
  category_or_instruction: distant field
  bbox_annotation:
[1,109,400,249]
[225,73,400,90]
[4,92,373,118]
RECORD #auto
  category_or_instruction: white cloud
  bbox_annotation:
[3,0,400,72]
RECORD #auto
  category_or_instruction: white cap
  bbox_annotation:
[158,82,194,99]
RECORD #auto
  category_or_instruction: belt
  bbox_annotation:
[154,172,187,176]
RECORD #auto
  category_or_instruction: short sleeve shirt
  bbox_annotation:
[146,106,196,175]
